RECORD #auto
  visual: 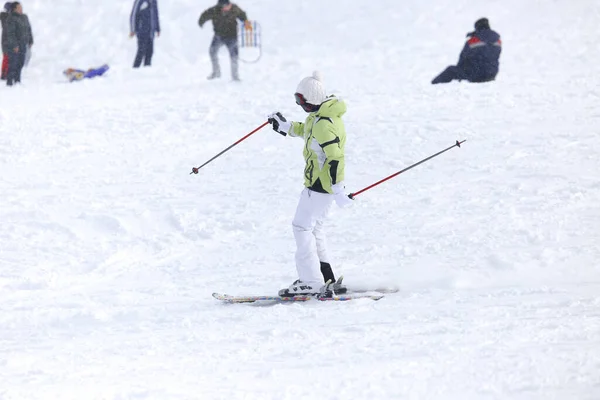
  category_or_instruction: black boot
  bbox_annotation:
[320,261,336,283]
[320,262,347,294]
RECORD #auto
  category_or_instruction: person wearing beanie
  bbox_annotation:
[267,71,353,298]
[198,0,251,81]
[432,17,502,84]
[0,2,13,80]
[4,1,33,86]
[129,0,160,68]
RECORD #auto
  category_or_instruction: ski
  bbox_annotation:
[212,292,384,304]
[345,286,399,294]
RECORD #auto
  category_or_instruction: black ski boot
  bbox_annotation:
[320,262,347,294]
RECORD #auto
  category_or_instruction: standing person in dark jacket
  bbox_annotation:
[4,1,32,86]
[1,2,13,80]
[199,0,251,81]
[432,18,501,84]
[129,0,160,68]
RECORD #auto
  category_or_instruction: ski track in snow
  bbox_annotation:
[1,0,600,399]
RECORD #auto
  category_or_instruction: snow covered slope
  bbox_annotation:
[1,0,599,399]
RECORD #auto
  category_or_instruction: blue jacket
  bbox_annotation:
[457,28,501,81]
[64,65,110,82]
[130,0,160,37]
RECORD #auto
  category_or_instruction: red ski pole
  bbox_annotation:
[190,121,269,174]
[349,140,466,198]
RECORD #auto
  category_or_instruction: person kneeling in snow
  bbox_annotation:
[268,71,353,298]
[432,18,502,84]
[63,64,109,82]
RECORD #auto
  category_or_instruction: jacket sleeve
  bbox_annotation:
[313,119,343,185]
[313,119,343,160]
[234,5,248,22]
[198,7,214,27]
[289,122,304,138]
[130,0,140,33]
[26,16,33,45]
[4,17,17,50]
[153,0,160,33]
[457,41,469,68]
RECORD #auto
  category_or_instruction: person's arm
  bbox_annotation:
[26,15,33,45]
[288,121,305,138]
[233,5,251,29]
[198,7,214,28]
[312,118,343,178]
[234,5,248,22]
[457,41,469,68]
[153,0,160,35]
[5,17,18,52]
[129,0,140,35]
[312,118,351,205]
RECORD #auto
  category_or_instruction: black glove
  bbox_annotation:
[268,112,291,136]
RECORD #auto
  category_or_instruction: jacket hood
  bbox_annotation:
[315,96,346,118]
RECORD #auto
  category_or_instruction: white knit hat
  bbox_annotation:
[295,71,326,105]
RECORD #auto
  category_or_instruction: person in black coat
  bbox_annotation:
[4,1,33,86]
[1,2,12,80]
[432,18,501,84]
[129,0,160,68]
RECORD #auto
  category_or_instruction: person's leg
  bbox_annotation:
[15,50,25,83]
[6,50,19,86]
[292,189,334,286]
[208,35,223,78]
[225,38,240,80]
[431,65,464,84]
[144,37,154,66]
[133,37,146,68]
[469,74,496,83]
[313,216,336,283]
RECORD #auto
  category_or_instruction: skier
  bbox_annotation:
[432,17,502,84]
[129,0,160,68]
[267,71,353,297]
[198,0,251,81]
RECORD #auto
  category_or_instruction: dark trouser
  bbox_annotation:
[133,36,154,68]
[209,35,239,79]
[6,48,25,86]
[320,261,336,283]
[431,66,467,84]
[432,65,496,84]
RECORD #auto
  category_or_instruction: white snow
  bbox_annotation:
[1,0,599,399]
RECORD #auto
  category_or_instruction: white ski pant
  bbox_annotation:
[292,188,334,284]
